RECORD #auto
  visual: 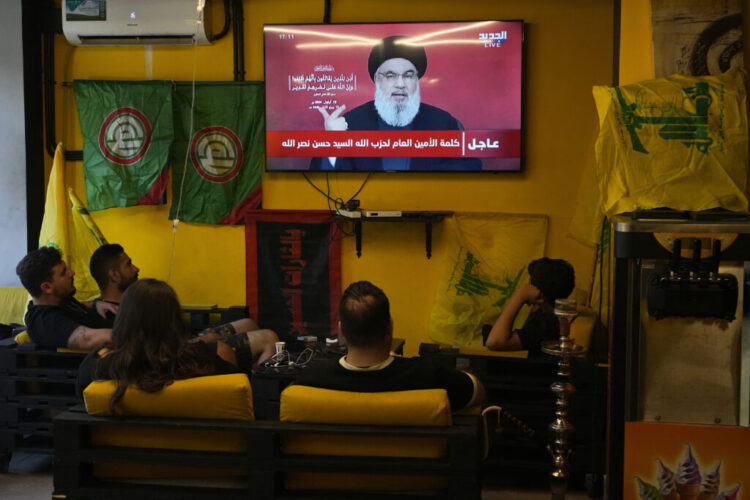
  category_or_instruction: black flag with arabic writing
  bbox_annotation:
[244,210,341,341]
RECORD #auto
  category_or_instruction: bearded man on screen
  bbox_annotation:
[310,35,481,171]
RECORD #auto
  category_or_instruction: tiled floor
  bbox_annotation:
[0,452,593,499]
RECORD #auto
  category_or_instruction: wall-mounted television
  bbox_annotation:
[263,21,524,172]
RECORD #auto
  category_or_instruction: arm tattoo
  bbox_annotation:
[68,326,89,349]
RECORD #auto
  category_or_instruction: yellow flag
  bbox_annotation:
[429,213,548,347]
[38,143,107,301]
[68,189,108,300]
[38,143,70,258]
[592,67,748,217]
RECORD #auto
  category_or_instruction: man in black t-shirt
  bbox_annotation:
[295,281,484,411]
[88,243,279,366]
[16,247,115,350]
[89,243,140,309]
[484,258,575,356]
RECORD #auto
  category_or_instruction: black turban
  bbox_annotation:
[367,35,427,81]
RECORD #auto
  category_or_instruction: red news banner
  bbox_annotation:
[267,130,520,158]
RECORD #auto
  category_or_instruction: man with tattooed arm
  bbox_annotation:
[16,247,115,350]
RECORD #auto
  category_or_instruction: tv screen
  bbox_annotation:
[264,21,524,172]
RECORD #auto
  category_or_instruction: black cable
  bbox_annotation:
[236,0,245,81]
[43,32,56,158]
[301,173,356,239]
[599,217,609,326]
[346,173,371,204]
[326,172,332,211]
[301,172,339,205]
[231,0,238,80]
[323,0,331,23]
[231,0,245,81]
[209,0,231,42]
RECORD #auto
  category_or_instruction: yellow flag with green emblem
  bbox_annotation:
[592,67,748,217]
[429,213,548,347]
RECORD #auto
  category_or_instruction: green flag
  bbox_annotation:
[170,82,264,224]
[74,80,173,211]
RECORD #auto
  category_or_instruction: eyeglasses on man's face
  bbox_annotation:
[377,71,417,83]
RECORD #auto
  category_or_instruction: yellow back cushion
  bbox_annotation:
[0,287,30,325]
[84,373,254,420]
[280,385,451,426]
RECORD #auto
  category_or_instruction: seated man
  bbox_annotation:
[88,243,140,308]
[89,243,279,366]
[295,280,484,411]
[484,258,575,356]
[16,247,114,350]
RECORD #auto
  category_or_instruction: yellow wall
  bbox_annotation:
[52,0,613,355]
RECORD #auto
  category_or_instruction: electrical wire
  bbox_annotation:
[167,6,202,283]
[263,347,315,368]
[301,172,372,211]
[301,172,340,206]
[480,405,537,460]
[346,173,371,204]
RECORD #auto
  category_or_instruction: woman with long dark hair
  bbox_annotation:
[77,279,248,412]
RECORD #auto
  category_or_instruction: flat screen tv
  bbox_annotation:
[263,21,524,172]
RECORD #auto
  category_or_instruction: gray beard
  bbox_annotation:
[374,84,420,127]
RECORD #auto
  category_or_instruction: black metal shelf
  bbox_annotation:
[333,211,453,258]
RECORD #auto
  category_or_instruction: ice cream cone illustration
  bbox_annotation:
[636,476,663,500]
[697,460,720,500]
[656,458,679,500]
[676,444,702,500]
[717,483,740,500]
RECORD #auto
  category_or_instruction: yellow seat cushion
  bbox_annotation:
[280,385,451,426]
[84,373,254,420]
[280,385,452,492]
[14,329,87,354]
[14,330,31,345]
[83,373,254,479]
[458,346,529,358]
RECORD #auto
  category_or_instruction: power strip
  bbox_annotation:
[336,208,362,218]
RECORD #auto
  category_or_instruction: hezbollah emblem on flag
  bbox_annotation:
[190,126,243,183]
[98,107,152,165]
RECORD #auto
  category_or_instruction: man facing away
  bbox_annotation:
[16,247,114,350]
[89,243,279,366]
[311,35,481,172]
[295,280,485,411]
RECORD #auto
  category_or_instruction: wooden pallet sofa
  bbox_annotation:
[53,373,481,499]
[0,303,249,470]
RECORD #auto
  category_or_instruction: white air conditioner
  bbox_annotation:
[62,0,212,46]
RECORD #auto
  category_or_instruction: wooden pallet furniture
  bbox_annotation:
[52,378,481,499]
